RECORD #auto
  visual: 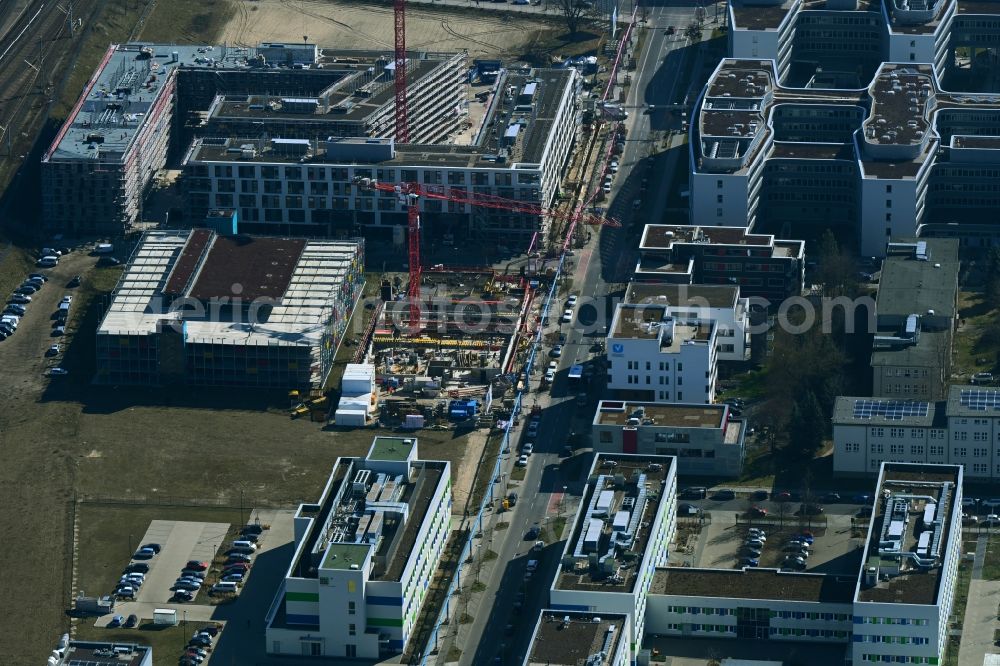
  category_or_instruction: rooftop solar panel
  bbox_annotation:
[852,399,929,420]
[959,389,1000,411]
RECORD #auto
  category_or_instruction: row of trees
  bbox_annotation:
[754,231,869,462]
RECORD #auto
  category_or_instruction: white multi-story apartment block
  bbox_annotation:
[642,463,962,666]
[591,400,747,477]
[690,55,1000,256]
[624,282,749,362]
[549,453,677,651]
[522,612,632,666]
[607,302,717,404]
[834,385,1000,481]
[265,437,451,659]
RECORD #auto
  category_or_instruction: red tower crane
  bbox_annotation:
[354,178,621,330]
[393,0,409,144]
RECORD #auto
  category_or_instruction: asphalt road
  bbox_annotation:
[454,6,705,664]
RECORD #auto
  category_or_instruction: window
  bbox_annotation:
[348,601,356,615]
[956,447,967,457]
[717,180,723,188]
[886,185,893,193]
[717,195,723,203]
[885,213,892,222]
[717,208,723,217]
[349,623,356,636]
[346,645,357,658]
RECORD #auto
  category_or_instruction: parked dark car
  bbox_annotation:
[796,503,825,516]
[125,614,138,628]
[680,487,707,500]
[751,490,769,501]
[712,489,736,501]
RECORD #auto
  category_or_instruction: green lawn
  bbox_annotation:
[983,535,1000,581]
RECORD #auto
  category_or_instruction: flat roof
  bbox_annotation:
[650,568,856,604]
[298,451,448,583]
[595,400,726,429]
[870,326,950,368]
[641,224,775,250]
[44,44,225,162]
[97,230,363,358]
[731,0,796,29]
[189,235,306,301]
[369,436,415,461]
[946,385,1000,417]
[856,463,960,604]
[188,67,574,168]
[866,65,933,147]
[163,228,213,296]
[953,135,1000,148]
[321,542,371,570]
[526,612,627,666]
[957,0,1000,12]
[770,141,856,160]
[832,396,945,428]
[876,237,959,319]
[624,282,740,309]
[58,641,151,665]
[556,454,672,592]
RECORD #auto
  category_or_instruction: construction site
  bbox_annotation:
[331,266,540,430]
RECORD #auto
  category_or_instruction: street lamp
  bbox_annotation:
[561,485,568,517]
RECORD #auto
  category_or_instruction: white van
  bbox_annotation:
[232,540,257,551]
[212,581,238,595]
[37,256,58,267]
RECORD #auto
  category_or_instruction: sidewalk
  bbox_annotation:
[958,535,1000,666]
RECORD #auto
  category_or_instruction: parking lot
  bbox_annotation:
[134,520,229,604]
[683,510,866,575]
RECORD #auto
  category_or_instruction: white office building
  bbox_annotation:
[834,386,1000,481]
[265,437,451,659]
[607,302,717,404]
[549,453,677,648]
[624,282,749,362]
[689,57,1000,256]
[591,400,747,477]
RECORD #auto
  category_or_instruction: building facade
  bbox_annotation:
[641,463,961,666]
[871,239,959,401]
[636,224,805,304]
[549,453,677,650]
[95,229,364,388]
[42,42,580,246]
[834,386,1000,481]
[689,57,1000,256]
[265,437,451,659]
[591,400,747,477]
[607,302,718,404]
[624,283,750,362]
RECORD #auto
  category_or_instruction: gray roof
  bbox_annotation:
[870,327,950,369]
[832,396,946,428]
[45,44,241,162]
[624,282,740,309]
[946,385,1000,417]
[875,238,959,320]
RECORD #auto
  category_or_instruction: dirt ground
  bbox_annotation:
[0,249,490,660]
[222,0,551,58]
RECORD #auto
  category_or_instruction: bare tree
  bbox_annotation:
[556,0,594,35]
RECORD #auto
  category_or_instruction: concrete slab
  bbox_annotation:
[135,520,229,604]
